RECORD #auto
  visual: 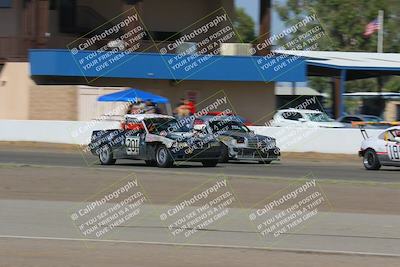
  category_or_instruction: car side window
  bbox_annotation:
[379,130,396,141]
[282,112,302,121]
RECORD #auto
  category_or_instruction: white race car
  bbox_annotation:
[359,126,400,170]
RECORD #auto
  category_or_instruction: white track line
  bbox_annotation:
[0,234,399,258]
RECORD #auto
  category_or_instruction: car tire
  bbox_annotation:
[363,149,381,170]
[145,160,157,167]
[99,145,116,165]
[156,145,174,168]
[219,144,230,163]
[202,160,218,167]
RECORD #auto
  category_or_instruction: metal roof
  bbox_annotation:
[274,50,400,81]
[275,50,400,70]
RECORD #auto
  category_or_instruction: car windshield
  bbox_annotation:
[363,116,383,122]
[144,118,192,134]
[306,112,333,122]
[208,120,250,133]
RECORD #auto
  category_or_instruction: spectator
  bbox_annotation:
[175,99,191,119]
[144,101,156,114]
[185,99,196,115]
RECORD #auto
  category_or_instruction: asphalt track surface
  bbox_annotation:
[0,149,399,183]
[1,148,400,266]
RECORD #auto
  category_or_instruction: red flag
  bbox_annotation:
[364,18,380,37]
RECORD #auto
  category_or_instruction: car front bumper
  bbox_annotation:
[231,147,280,161]
[170,145,223,161]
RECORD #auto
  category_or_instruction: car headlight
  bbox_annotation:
[177,142,189,148]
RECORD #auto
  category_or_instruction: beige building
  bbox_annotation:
[0,0,281,124]
[0,62,275,123]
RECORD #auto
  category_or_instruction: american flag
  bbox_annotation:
[364,18,380,36]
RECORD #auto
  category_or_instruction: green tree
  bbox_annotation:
[275,0,400,93]
[234,7,256,43]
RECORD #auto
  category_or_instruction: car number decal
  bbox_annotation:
[126,137,140,156]
[388,144,400,161]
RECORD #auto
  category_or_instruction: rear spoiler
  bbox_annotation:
[358,125,369,140]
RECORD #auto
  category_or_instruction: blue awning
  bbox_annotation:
[98,88,169,104]
[29,49,307,82]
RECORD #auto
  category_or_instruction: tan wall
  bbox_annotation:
[0,62,32,119]
[29,85,78,121]
[87,79,276,124]
[384,101,400,121]
[0,62,275,123]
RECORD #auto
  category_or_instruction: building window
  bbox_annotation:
[0,0,12,8]
[49,0,57,10]
[59,0,76,33]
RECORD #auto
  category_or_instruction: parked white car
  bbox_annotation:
[272,109,345,128]
[359,126,400,170]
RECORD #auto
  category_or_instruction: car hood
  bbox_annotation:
[309,121,345,128]
[221,131,274,141]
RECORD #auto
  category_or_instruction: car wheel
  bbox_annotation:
[202,160,218,167]
[99,145,116,165]
[219,144,229,163]
[145,160,157,167]
[363,149,381,170]
[156,145,173,168]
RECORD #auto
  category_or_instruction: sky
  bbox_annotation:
[235,0,286,35]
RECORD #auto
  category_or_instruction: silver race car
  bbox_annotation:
[89,114,222,168]
[201,116,280,163]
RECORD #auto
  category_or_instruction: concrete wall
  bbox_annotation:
[0,120,383,154]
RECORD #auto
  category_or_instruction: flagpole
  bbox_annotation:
[377,10,384,53]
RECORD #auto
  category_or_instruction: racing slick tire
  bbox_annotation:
[145,160,157,167]
[219,144,230,163]
[99,145,116,165]
[202,160,219,167]
[156,145,174,168]
[363,149,381,170]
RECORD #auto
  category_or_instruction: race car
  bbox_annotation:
[200,116,280,163]
[89,114,222,168]
[359,126,400,170]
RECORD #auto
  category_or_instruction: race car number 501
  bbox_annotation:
[388,144,400,161]
[126,137,140,155]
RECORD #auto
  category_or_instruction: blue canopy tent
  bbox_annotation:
[98,88,169,104]
[97,88,172,115]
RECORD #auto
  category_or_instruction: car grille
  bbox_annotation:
[248,138,276,149]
